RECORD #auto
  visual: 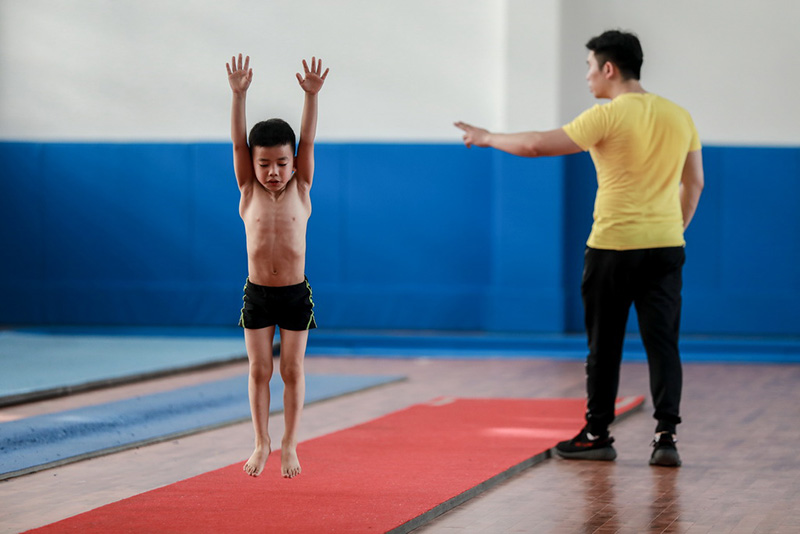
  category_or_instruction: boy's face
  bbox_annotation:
[252,144,295,191]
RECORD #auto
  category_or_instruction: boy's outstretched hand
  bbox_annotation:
[296,57,329,95]
[227,53,253,94]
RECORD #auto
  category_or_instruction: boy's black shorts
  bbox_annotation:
[238,277,317,331]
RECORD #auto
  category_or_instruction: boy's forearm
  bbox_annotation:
[231,91,248,145]
[299,93,319,144]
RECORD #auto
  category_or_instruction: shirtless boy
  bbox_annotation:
[226,53,328,478]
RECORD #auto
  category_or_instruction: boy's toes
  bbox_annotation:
[282,466,301,478]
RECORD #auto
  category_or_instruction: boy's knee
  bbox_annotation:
[279,361,304,384]
[249,361,272,383]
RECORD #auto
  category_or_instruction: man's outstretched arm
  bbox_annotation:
[454,122,582,158]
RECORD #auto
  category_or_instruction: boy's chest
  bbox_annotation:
[240,187,310,230]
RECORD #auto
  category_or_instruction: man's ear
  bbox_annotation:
[602,60,616,80]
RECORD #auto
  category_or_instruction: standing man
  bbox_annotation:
[455,30,703,467]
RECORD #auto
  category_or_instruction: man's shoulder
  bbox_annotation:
[565,102,606,128]
[605,93,695,124]
[644,93,692,115]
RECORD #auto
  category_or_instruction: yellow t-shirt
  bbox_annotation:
[562,93,701,250]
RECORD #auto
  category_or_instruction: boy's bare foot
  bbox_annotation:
[281,443,301,478]
[243,444,271,477]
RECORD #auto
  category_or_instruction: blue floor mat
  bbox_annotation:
[0,372,403,480]
[306,330,800,363]
[0,331,248,405]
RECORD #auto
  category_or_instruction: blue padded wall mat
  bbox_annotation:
[4,142,798,336]
[0,372,403,480]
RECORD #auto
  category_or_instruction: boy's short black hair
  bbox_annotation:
[249,118,296,155]
[586,30,643,80]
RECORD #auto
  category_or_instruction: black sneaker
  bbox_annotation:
[554,426,616,461]
[649,432,681,467]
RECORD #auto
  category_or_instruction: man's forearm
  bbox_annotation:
[679,150,704,231]
[486,129,581,158]
[486,131,541,157]
[680,183,702,230]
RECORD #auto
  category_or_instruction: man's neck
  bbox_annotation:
[607,79,646,99]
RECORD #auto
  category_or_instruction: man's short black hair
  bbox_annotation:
[586,30,643,81]
[249,118,296,155]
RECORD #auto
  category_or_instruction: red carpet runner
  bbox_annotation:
[29,396,643,533]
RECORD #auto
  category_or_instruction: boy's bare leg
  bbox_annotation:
[277,328,309,478]
[243,326,275,476]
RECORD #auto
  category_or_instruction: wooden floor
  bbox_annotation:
[1,355,799,533]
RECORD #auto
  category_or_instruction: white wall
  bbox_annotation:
[501,0,562,132]
[0,0,506,142]
[1,0,798,145]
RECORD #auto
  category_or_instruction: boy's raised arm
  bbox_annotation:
[294,57,329,190]
[227,53,254,188]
